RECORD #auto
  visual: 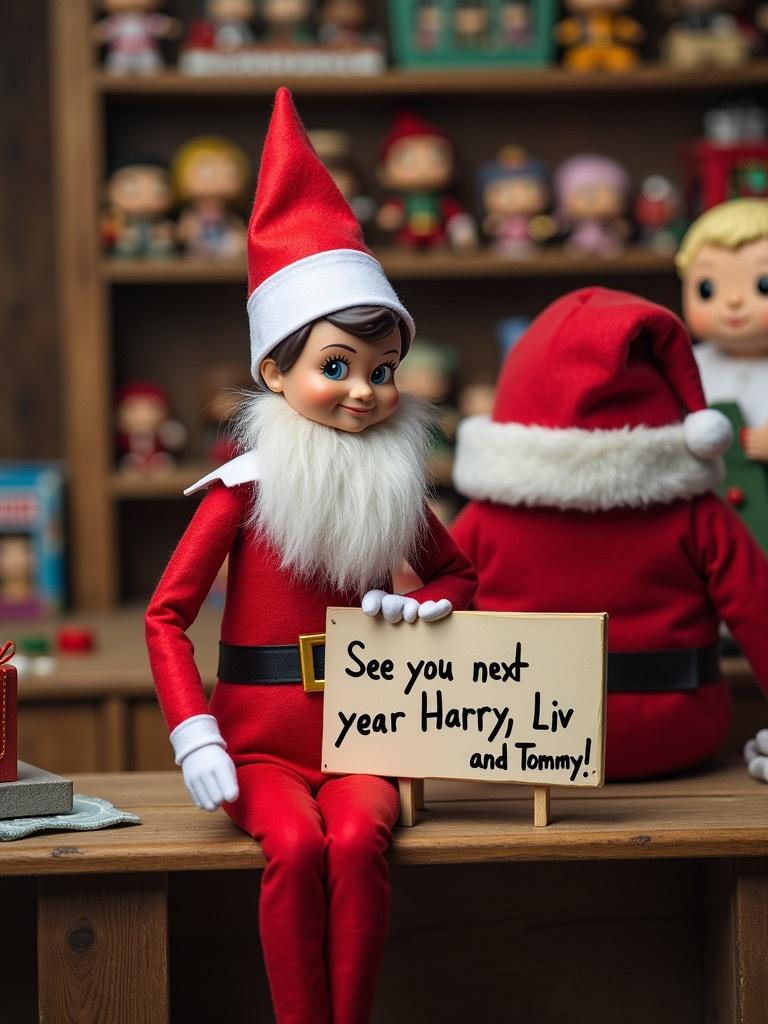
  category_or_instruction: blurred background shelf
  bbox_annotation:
[95,62,768,98]
[103,249,675,284]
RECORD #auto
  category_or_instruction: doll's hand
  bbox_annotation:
[743,729,768,782]
[170,714,239,811]
[181,744,240,811]
[361,590,452,624]
[742,423,768,463]
[362,589,420,623]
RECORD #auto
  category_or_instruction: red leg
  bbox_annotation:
[226,763,330,1024]
[317,775,400,1024]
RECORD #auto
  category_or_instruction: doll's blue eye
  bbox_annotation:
[322,359,349,381]
[757,276,768,296]
[371,364,393,385]
[698,279,715,300]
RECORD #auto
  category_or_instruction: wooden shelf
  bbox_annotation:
[95,62,768,98]
[109,463,212,500]
[103,248,674,284]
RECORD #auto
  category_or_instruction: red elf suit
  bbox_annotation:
[145,88,476,1024]
[451,287,768,781]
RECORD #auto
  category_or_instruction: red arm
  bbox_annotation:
[692,493,768,692]
[145,483,247,731]
[403,505,477,609]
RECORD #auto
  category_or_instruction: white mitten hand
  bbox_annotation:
[170,713,239,811]
[361,589,419,623]
[744,728,768,782]
[418,599,453,622]
[361,590,453,624]
[181,743,240,811]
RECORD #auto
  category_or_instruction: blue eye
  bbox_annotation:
[698,279,715,300]
[757,276,768,296]
[322,359,349,381]
[371,364,394,385]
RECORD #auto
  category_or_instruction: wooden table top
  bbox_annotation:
[1,760,767,877]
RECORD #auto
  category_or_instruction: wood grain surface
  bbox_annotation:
[2,760,768,877]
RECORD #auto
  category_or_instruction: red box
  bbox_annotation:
[0,642,17,783]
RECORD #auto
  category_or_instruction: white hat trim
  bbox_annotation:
[247,248,415,381]
[453,416,724,512]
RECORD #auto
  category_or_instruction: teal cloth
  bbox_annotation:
[0,794,141,841]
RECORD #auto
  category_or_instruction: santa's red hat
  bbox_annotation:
[453,288,732,512]
[379,112,451,161]
[246,88,414,381]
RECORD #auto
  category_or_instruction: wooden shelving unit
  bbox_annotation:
[95,61,768,97]
[103,248,674,283]
[50,0,768,607]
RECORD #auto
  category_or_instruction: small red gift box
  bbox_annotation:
[0,641,17,783]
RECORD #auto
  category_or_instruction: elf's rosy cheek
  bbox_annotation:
[383,388,400,412]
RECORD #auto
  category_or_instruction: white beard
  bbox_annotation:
[234,390,431,597]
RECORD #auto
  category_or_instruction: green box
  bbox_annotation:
[388,0,556,69]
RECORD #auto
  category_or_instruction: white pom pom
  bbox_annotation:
[683,409,733,459]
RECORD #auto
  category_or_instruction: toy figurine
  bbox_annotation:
[477,146,554,257]
[376,112,478,251]
[451,286,768,782]
[308,129,376,224]
[554,154,631,256]
[200,362,253,464]
[634,175,685,254]
[453,0,491,48]
[193,0,258,51]
[660,0,751,68]
[395,338,460,485]
[145,89,477,1024]
[317,0,371,45]
[172,137,251,260]
[102,163,175,259]
[553,0,644,71]
[500,0,533,46]
[676,199,768,550]
[116,382,187,472]
[261,0,315,45]
[92,0,180,75]
[414,0,443,51]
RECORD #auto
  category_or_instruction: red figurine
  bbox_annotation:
[145,89,476,1024]
[451,287,768,782]
[115,381,187,472]
[376,112,478,251]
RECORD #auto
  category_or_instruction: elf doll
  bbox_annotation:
[145,88,477,1024]
[450,287,768,781]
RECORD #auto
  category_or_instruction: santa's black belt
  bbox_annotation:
[218,641,720,695]
[606,646,720,693]
[218,639,326,692]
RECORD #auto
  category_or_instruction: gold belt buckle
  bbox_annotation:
[298,633,326,693]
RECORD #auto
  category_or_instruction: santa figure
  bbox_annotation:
[451,287,768,781]
[145,88,477,1024]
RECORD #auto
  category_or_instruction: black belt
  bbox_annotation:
[219,641,720,693]
[606,646,720,693]
[219,641,325,685]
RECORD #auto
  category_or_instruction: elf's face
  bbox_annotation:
[683,239,768,357]
[261,320,402,433]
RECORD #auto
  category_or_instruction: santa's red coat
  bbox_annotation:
[146,481,477,781]
[452,492,768,779]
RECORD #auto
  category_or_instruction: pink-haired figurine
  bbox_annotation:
[554,154,631,257]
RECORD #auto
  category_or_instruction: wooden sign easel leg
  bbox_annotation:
[533,786,550,827]
[398,778,421,827]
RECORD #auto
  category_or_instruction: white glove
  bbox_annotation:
[744,728,768,782]
[362,590,453,624]
[170,714,240,811]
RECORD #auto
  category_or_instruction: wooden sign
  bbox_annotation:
[322,610,607,797]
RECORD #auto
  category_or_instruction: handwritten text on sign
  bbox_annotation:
[321,610,607,787]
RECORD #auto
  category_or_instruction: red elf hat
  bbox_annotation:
[246,88,414,381]
[379,111,451,161]
[453,288,732,512]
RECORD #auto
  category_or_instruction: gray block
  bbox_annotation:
[0,761,73,820]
